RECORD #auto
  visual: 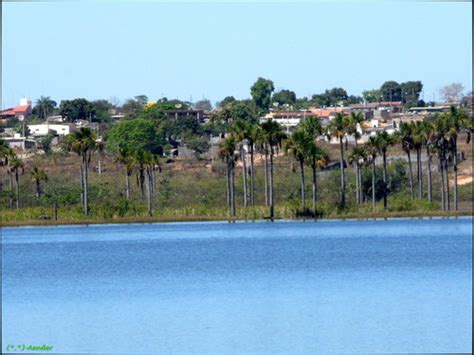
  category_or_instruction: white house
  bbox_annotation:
[28,123,74,137]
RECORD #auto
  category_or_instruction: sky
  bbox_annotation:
[2,1,472,109]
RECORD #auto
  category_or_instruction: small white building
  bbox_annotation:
[28,123,74,137]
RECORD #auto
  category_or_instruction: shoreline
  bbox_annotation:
[1,210,472,228]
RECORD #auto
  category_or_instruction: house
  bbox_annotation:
[0,98,32,123]
[2,133,37,150]
[165,109,209,124]
[28,123,75,137]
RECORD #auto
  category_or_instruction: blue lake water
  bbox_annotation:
[2,218,472,354]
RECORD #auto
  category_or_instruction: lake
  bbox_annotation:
[2,218,472,353]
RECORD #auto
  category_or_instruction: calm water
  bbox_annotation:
[2,218,472,354]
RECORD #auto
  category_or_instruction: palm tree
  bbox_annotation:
[366,136,379,210]
[9,156,24,209]
[30,167,48,199]
[328,113,349,209]
[347,112,365,201]
[65,127,101,215]
[446,106,471,210]
[347,146,366,204]
[232,120,251,207]
[219,135,238,217]
[261,119,286,220]
[253,124,269,206]
[0,139,13,195]
[284,129,311,210]
[432,114,453,211]
[133,150,147,200]
[396,122,415,198]
[376,131,395,210]
[35,96,57,120]
[411,121,426,199]
[420,122,435,203]
[116,146,134,200]
[307,141,328,215]
[143,152,157,217]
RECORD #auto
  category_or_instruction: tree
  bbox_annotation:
[30,167,48,199]
[347,146,366,205]
[121,98,144,118]
[106,118,163,155]
[232,120,252,207]
[400,81,423,108]
[446,106,471,210]
[143,151,158,217]
[362,89,382,103]
[272,90,297,107]
[307,140,328,216]
[365,136,379,209]
[116,146,135,200]
[65,127,101,215]
[431,114,451,211]
[312,88,349,107]
[134,95,149,106]
[217,96,236,109]
[34,96,57,120]
[219,135,238,217]
[439,83,465,104]
[260,119,286,220]
[194,99,213,112]
[328,113,349,208]
[346,112,364,202]
[9,156,24,209]
[411,121,426,199]
[284,129,311,210]
[251,77,274,116]
[396,122,415,198]
[380,81,402,102]
[59,98,95,122]
[375,131,395,210]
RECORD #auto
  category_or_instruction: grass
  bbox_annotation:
[1,149,472,227]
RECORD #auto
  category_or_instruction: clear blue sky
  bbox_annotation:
[2,1,472,108]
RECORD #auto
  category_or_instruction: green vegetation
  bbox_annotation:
[1,77,472,226]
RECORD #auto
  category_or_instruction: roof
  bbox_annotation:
[0,104,31,117]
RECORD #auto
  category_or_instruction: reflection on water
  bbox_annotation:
[2,218,472,353]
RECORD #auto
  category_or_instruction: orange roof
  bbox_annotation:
[0,105,31,117]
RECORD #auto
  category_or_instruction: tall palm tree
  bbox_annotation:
[328,113,349,209]
[0,139,13,195]
[446,106,471,210]
[9,156,24,209]
[307,141,328,215]
[143,152,157,217]
[232,120,251,207]
[347,146,366,204]
[30,167,48,199]
[35,96,57,120]
[347,112,365,200]
[219,135,238,217]
[420,121,435,202]
[261,119,286,220]
[116,146,135,200]
[366,136,379,210]
[284,129,311,210]
[396,122,415,198]
[65,127,101,215]
[376,131,395,210]
[253,124,269,206]
[432,114,453,211]
[411,121,426,199]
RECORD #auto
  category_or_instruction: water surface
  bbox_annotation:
[2,218,472,353]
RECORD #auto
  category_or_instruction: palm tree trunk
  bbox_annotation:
[418,147,423,199]
[371,159,376,210]
[83,152,89,216]
[8,171,13,209]
[241,147,248,207]
[445,156,450,211]
[15,170,20,209]
[146,168,153,217]
[80,165,84,205]
[299,159,305,210]
[269,146,275,221]
[125,171,131,200]
[36,179,41,199]
[264,147,269,206]
[358,165,363,203]
[406,150,414,198]
[54,201,58,221]
[226,157,231,210]
[250,143,255,206]
[382,151,388,210]
[453,136,458,210]
[231,162,236,217]
[311,160,317,215]
[426,146,432,203]
[139,168,145,199]
[439,156,446,211]
[339,137,345,208]
[355,163,360,204]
